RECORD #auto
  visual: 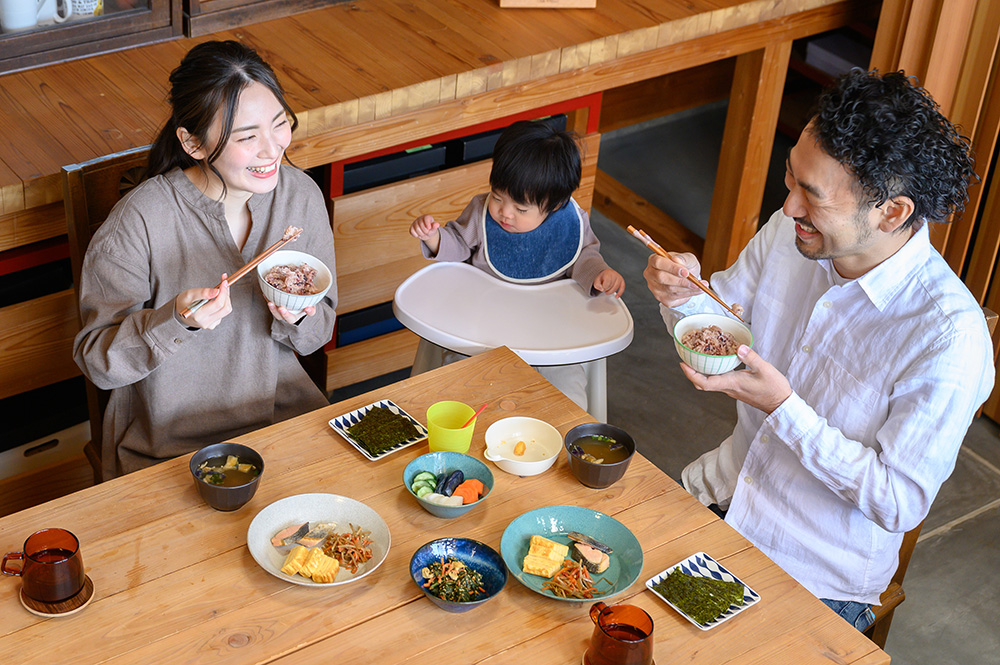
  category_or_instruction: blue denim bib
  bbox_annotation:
[482,198,583,282]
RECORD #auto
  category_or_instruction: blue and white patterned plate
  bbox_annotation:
[329,399,428,461]
[645,552,760,630]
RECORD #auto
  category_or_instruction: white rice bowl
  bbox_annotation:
[672,313,753,375]
[256,249,332,313]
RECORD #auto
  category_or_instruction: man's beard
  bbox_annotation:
[793,206,873,261]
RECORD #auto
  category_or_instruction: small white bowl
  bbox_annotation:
[672,313,753,375]
[484,417,562,476]
[256,249,332,313]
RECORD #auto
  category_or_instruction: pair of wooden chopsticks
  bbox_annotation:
[627,225,745,322]
[179,228,303,318]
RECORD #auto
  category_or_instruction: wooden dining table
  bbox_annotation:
[0,347,889,665]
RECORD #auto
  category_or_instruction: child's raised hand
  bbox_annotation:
[410,214,439,240]
[409,214,441,255]
[410,215,441,256]
[593,268,626,298]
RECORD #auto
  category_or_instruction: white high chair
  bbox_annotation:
[392,263,634,421]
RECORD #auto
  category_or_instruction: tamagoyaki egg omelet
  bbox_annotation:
[280,546,309,575]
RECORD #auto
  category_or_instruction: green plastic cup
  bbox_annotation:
[426,401,477,453]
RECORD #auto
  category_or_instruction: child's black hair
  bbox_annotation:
[489,120,582,215]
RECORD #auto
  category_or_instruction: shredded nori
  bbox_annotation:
[652,569,744,624]
[347,406,420,455]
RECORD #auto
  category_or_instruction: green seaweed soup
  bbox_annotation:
[197,455,260,487]
[570,434,629,464]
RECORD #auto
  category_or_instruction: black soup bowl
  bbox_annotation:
[564,423,636,489]
[190,442,264,511]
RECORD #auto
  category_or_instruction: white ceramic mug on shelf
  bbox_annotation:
[38,0,68,21]
[0,0,71,31]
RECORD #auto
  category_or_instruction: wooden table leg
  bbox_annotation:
[702,40,793,276]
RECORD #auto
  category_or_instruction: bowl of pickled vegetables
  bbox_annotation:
[403,451,493,519]
[410,537,507,612]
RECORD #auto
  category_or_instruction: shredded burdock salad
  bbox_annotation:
[541,559,611,599]
[322,524,374,573]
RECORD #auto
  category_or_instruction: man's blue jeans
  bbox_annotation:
[707,504,876,634]
[821,598,876,632]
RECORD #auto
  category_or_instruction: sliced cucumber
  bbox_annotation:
[415,485,434,498]
[412,471,437,483]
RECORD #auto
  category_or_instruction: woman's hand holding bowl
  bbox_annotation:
[267,301,315,323]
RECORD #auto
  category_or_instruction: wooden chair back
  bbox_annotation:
[864,305,999,648]
[63,145,152,483]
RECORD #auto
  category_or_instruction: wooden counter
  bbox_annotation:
[0,0,874,439]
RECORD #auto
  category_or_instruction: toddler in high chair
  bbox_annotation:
[408,119,625,410]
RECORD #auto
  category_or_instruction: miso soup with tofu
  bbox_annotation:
[196,455,260,487]
[568,435,629,465]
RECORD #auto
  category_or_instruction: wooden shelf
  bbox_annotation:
[0,0,183,76]
[184,0,346,37]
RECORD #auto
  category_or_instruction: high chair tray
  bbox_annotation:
[393,263,633,365]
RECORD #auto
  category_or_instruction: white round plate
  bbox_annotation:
[247,493,390,587]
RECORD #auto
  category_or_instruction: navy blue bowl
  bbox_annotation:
[409,537,507,612]
[564,423,635,489]
[189,442,263,512]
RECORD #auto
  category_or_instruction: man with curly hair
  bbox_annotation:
[644,69,994,631]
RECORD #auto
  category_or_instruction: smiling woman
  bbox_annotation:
[72,41,338,476]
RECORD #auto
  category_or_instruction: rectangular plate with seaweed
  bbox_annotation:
[329,399,428,461]
[645,552,760,630]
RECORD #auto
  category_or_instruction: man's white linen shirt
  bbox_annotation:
[663,211,994,604]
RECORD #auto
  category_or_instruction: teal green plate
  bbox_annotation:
[500,505,643,602]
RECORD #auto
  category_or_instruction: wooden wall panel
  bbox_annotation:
[872,0,994,266]
[876,0,1000,420]
[946,1,1000,293]
[870,0,912,74]
[0,288,79,401]
[0,203,66,253]
[0,455,93,518]
[332,162,492,278]
[330,161,492,315]
[955,70,1000,301]
[326,328,420,391]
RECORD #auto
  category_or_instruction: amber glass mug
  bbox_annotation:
[584,601,655,665]
[2,528,85,603]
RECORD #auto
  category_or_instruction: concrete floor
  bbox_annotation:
[337,106,1000,664]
